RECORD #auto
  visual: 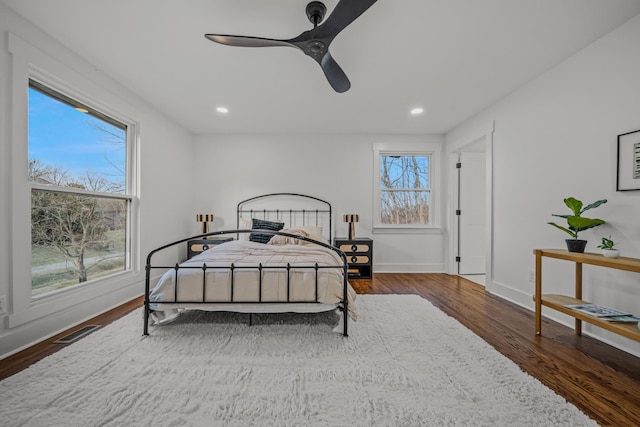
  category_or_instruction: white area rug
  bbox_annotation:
[1,295,597,426]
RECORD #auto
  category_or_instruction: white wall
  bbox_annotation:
[0,4,196,358]
[447,14,640,356]
[193,134,447,273]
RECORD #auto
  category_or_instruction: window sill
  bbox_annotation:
[373,226,442,235]
[8,271,141,328]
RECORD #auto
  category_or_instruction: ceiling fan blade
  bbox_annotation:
[204,34,292,48]
[320,52,351,93]
[318,0,378,37]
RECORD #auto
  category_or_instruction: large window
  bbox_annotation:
[373,142,440,230]
[28,79,131,296]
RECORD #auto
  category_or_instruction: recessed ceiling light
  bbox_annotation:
[75,107,89,114]
[216,107,229,114]
[410,107,424,115]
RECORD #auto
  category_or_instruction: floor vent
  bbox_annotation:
[53,325,101,344]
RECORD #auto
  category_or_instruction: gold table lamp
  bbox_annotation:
[196,214,214,236]
[343,214,359,239]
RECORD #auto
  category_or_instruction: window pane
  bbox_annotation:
[381,190,430,225]
[380,155,429,189]
[28,80,130,296]
[31,190,127,296]
[28,82,126,194]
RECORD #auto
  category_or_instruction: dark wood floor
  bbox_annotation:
[2,273,639,426]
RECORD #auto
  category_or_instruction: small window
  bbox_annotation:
[380,154,430,225]
[29,79,132,296]
[373,142,441,231]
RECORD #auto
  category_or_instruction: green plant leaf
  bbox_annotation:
[567,216,605,231]
[580,199,607,214]
[564,197,583,216]
[597,236,615,249]
[547,222,577,239]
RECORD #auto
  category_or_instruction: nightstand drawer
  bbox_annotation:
[348,255,369,264]
[338,243,370,253]
[187,237,233,259]
[190,243,215,252]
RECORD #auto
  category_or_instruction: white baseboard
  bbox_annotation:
[374,263,445,273]
[486,279,533,310]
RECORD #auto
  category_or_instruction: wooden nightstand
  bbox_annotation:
[334,237,373,279]
[187,237,233,259]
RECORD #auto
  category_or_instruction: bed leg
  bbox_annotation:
[143,304,149,336]
[343,308,348,337]
[342,313,349,337]
[249,313,253,326]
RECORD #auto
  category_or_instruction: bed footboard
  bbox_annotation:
[144,229,350,337]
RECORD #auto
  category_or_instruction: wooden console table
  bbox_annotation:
[534,249,640,342]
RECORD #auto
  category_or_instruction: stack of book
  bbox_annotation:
[564,303,640,324]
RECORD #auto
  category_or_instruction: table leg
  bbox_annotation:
[575,262,582,335]
[535,250,542,335]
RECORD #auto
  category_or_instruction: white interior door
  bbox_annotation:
[458,151,486,275]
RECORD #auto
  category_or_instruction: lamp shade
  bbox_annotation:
[196,214,214,235]
[343,214,359,223]
[196,214,214,223]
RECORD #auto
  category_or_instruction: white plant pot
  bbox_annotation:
[602,249,620,258]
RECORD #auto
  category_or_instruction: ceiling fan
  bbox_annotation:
[204,0,378,93]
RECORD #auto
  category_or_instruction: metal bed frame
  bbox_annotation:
[144,193,350,336]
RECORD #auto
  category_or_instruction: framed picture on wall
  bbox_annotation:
[616,129,640,191]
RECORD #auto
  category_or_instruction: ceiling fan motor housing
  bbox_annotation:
[306,2,327,26]
[305,40,326,58]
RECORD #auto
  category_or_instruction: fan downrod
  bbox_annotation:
[306,1,326,27]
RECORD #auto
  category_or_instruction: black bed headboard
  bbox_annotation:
[237,193,333,242]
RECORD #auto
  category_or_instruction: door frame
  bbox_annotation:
[448,122,494,288]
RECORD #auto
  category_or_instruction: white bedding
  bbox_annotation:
[149,240,357,321]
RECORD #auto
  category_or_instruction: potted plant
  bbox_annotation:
[597,236,620,258]
[547,197,607,253]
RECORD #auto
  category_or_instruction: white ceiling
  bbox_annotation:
[3,0,640,135]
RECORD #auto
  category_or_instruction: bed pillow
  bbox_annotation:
[237,218,252,240]
[266,226,325,245]
[250,218,284,244]
[297,226,324,243]
[267,228,310,245]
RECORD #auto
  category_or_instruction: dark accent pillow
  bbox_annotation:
[250,218,284,244]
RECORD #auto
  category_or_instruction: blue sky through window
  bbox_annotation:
[28,87,125,188]
[380,155,429,189]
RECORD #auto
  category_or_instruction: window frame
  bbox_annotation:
[372,142,441,233]
[28,79,134,298]
[8,33,140,328]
